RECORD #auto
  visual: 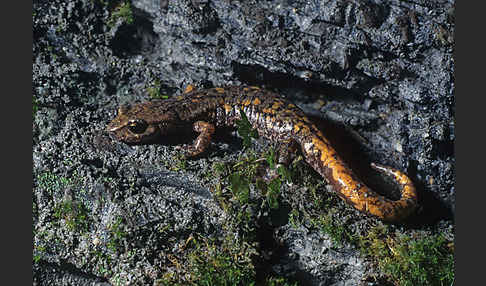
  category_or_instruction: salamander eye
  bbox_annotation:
[127,119,148,134]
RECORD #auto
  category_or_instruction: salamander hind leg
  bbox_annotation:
[181,121,215,158]
[258,139,299,182]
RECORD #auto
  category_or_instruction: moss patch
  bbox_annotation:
[147,79,169,99]
[313,211,358,246]
[107,217,127,253]
[107,1,134,27]
[53,200,91,233]
[36,172,73,194]
[358,225,454,286]
[155,234,256,285]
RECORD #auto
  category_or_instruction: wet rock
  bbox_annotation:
[274,226,366,286]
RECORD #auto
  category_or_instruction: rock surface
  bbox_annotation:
[33,0,454,285]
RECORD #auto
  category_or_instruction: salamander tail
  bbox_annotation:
[367,162,418,222]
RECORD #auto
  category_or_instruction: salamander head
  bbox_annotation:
[106,101,178,144]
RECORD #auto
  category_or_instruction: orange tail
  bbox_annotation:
[300,134,418,222]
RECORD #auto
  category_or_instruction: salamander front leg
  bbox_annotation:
[182,121,215,158]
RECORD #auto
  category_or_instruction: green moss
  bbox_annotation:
[155,235,256,285]
[36,172,72,194]
[208,133,304,245]
[297,179,454,286]
[264,177,282,209]
[147,80,169,99]
[229,172,251,205]
[154,232,300,285]
[312,212,357,246]
[107,1,134,27]
[308,212,454,286]
[37,171,90,232]
[107,217,127,252]
[169,153,188,171]
[288,208,301,228]
[187,238,255,285]
[90,248,115,277]
[211,161,227,178]
[208,109,299,218]
[53,200,90,233]
[33,230,51,263]
[33,254,42,263]
[33,244,46,263]
[219,147,291,211]
[224,150,259,208]
[359,226,454,286]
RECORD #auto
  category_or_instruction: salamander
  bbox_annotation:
[106,85,418,222]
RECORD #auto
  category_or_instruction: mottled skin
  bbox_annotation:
[106,86,418,222]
